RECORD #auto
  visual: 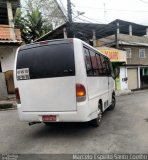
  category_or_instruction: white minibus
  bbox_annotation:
[14,38,116,127]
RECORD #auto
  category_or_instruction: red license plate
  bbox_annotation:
[42,115,56,122]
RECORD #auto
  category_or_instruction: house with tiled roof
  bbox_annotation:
[0,0,21,99]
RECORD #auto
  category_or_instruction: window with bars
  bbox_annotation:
[139,49,145,58]
[125,48,131,58]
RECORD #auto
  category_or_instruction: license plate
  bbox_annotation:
[42,115,56,122]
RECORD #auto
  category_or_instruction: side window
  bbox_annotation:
[104,57,111,76]
[96,53,104,76]
[100,55,107,76]
[83,47,93,76]
[83,47,111,77]
[89,50,99,76]
[125,48,131,58]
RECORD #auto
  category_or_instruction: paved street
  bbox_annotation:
[0,91,148,154]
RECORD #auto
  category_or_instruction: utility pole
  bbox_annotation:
[115,22,119,48]
[67,0,73,38]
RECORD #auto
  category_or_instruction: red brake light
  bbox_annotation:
[76,84,86,102]
[15,88,21,104]
[39,41,48,45]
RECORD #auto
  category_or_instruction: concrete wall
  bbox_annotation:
[123,45,148,65]
[0,45,18,72]
[0,73,8,100]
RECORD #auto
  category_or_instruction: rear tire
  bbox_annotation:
[108,94,116,111]
[91,104,102,127]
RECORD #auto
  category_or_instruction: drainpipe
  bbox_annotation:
[6,0,16,41]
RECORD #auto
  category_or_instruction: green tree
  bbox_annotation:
[15,7,52,43]
[15,0,67,43]
[14,8,29,43]
[25,9,51,41]
[23,0,67,28]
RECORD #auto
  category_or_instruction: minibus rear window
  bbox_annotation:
[16,43,75,79]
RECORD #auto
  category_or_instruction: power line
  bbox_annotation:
[58,0,68,19]
[76,5,148,12]
[72,11,104,24]
[81,15,104,24]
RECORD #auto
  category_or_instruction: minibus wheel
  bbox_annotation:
[108,94,116,110]
[91,104,102,127]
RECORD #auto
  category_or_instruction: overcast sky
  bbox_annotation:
[59,0,148,25]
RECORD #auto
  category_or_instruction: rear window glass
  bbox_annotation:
[16,43,75,79]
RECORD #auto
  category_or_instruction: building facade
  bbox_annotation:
[98,34,148,90]
[0,0,21,99]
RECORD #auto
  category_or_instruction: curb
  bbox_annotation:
[115,90,131,97]
[0,106,17,111]
[116,89,148,97]
[0,101,16,111]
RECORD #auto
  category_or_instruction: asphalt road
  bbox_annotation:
[0,91,148,154]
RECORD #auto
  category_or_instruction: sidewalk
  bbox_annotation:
[115,89,131,96]
[116,88,148,96]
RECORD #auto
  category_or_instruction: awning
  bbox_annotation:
[97,47,127,63]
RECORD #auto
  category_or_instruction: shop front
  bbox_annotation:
[97,47,128,91]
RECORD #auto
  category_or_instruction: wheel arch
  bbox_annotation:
[98,99,103,112]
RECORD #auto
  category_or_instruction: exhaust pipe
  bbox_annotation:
[28,122,41,126]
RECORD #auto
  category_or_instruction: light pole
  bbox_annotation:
[67,0,73,37]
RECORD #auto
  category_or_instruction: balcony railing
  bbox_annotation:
[0,25,22,42]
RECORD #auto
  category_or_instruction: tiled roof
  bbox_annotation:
[0,25,22,43]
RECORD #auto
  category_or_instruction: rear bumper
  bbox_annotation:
[17,103,98,122]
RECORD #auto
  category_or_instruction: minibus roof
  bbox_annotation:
[19,38,109,60]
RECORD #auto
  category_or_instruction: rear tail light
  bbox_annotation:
[39,41,49,45]
[76,84,86,102]
[15,88,21,104]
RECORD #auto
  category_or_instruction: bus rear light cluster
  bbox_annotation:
[76,84,86,102]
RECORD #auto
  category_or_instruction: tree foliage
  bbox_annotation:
[15,1,52,43]
[27,0,67,28]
